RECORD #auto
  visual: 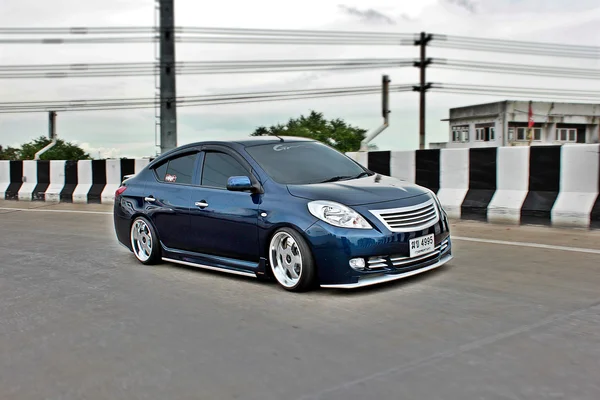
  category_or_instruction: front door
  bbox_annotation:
[187,150,260,263]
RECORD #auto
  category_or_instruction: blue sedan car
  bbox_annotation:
[113,137,453,291]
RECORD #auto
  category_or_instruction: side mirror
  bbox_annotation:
[227,176,254,192]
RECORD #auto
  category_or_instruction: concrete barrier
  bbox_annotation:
[552,144,599,228]
[2,149,599,229]
[487,147,530,224]
[0,160,9,200]
[18,160,38,201]
[0,158,150,204]
[437,148,469,219]
[45,160,66,202]
[348,144,600,229]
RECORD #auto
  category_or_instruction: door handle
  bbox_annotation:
[195,201,209,208]
[144,196,156,202]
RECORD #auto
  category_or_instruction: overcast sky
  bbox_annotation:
[0,0,599,158]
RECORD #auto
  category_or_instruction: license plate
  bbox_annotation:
[409,234,435,258]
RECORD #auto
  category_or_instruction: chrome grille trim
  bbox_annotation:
[369,199,440,233]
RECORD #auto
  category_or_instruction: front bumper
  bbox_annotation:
[321,252,453,288]
[303,205,452,288]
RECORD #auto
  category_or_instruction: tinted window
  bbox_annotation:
[245,141,368,185]
[162,153,197,185]
[154,162,168,181]
[202,152,249,189]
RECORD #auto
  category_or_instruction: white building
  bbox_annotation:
[431,100,600,149]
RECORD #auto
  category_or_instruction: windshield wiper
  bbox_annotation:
[319,175,354,183]
[319,171,371,183]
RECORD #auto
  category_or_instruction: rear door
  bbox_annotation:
[187,147,261,262]
[144,150,200,251]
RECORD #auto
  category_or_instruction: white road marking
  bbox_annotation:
[0,207,112,215]
[453,236,600,255]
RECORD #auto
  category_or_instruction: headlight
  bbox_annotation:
[307,200,372,229]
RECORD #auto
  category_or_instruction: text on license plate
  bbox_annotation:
[409,233,435,258]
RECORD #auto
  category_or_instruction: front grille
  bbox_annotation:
[369,198,440,233]
[367,238,449,271]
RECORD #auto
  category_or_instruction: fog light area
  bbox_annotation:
[349,258,366,271]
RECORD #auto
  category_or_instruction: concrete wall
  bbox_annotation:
[348,144,600,229]
[3,148,600,230]
[0,159,150,204]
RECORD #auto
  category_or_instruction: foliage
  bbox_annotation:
[0,136,91,160]
[0,145,20,161]
[250,110,372,153]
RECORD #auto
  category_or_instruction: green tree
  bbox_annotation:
[251,110,369,153]
[0,145,20,160]
[2,136,91,160]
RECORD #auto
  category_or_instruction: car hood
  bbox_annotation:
[286,175,430,206]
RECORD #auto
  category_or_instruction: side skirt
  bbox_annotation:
[161,243,259,279]
[162,257,257,278]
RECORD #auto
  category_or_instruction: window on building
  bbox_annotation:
[452,125,469,142]
[201,152,249,189]
[475,127,485,141]
[474,125,496,142]
[452,130,460,142]
[556,128,577,142]
[516,127,541,141]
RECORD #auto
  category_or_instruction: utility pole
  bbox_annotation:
[359,75,391,151]
[48,111,57,139]
[35,111,58,160]
[158,0,177,154]
[414,32,432,150]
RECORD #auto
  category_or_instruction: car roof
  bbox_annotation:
[149,136,317,165]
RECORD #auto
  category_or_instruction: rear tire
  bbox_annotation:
[268,227,316,292]
[130,216,161,265]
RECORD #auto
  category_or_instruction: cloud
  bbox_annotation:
[1,0,598,155]
[338,5,397,25]
[444,0,477,13]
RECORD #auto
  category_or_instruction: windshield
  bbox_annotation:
[245,141,370,185]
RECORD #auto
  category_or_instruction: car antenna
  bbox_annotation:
[274,134,284,142]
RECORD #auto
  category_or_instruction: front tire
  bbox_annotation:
[268,228,316,292]
[130,216,161,265]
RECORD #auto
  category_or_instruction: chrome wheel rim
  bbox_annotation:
[269,232,303,288]
[131,219,153,262]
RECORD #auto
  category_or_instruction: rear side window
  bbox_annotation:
[154,162,168,181]
[154,153,197,185]
[201,152,248,189]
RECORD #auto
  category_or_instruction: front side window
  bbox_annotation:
[201,152,249,189]
[245,141,368,185]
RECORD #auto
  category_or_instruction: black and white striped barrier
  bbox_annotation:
[2,145,599,229]
[0,159,149,204]
[348,144,600,229]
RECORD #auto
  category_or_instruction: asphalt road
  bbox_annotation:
[1,200,600,400]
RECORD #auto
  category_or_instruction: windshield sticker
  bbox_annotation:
[273,144,304,151]
[165,174,177,183]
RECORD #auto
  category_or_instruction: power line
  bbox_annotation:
[0,84,416,113]
[434,33,599,53]
[430,35,599,59]
[431,83,600,101]
[0,58,414,79]
[0,36,414,45]
[431,58,600,80]
[0,26,415,39]
[3,82,600,113]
